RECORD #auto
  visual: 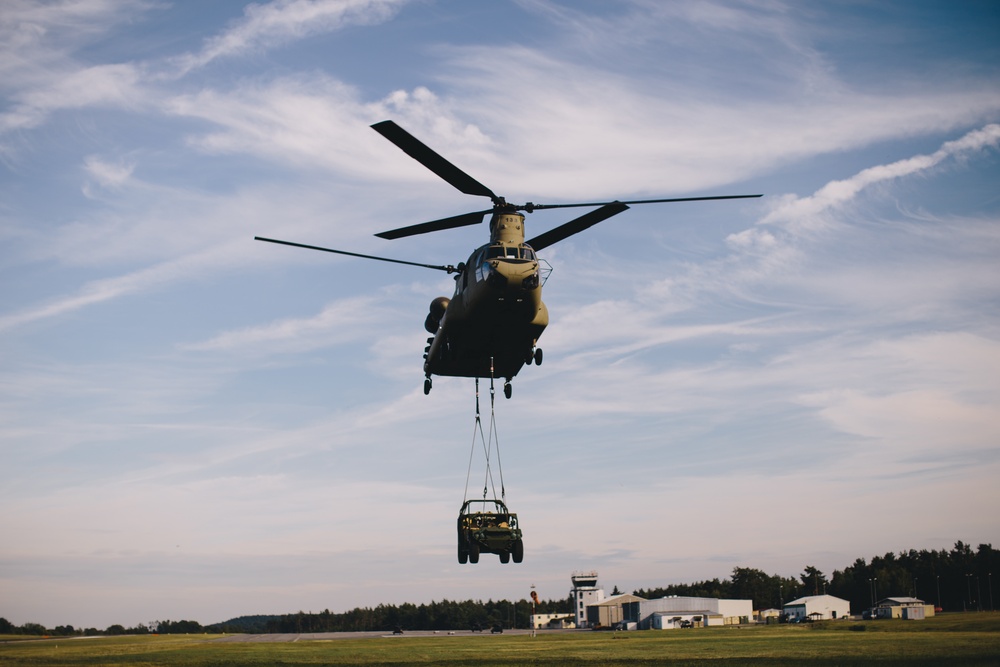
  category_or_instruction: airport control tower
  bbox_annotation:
[570,571,604,627]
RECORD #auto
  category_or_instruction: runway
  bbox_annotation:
[212,628,548,642]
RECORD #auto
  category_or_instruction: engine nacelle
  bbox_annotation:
[424,296,450,333]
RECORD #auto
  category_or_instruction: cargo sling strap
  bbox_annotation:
[463,363,506,503]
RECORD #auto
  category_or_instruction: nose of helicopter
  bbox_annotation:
[488,259,542,293]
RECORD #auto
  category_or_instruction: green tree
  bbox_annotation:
[730,567,777,610]
[801,566,828,596]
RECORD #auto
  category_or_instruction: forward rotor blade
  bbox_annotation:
[372,120,497,200]
[254,236,457,273]
[527,193,761,212]
[526,202,630,251]
[375,209,493,240]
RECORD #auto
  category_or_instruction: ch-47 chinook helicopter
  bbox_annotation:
[256,120,761,399]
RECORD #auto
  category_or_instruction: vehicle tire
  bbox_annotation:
[534,348,543,366]
[424,377,432,395]
[469,541,480,564]
[512,539,524,563]
[504,382,512,399]
[458,541,468,564]
[499,550,510,564]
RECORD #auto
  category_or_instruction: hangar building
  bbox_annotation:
[621,596,753,629]
[587,594,646,628]
[783,594,850,621]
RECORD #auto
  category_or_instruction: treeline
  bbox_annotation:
[210,597,573,634]
[0,618,206,637]
[3,542,995,636]
[0,599,570,637]
[632,541,998,613]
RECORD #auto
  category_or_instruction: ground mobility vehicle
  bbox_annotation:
[457,498,523,564]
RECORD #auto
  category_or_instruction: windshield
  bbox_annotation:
[486,244,535,260]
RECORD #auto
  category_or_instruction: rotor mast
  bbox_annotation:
[490,207,527,245]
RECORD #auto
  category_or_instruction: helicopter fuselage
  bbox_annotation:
[423,211,548,382]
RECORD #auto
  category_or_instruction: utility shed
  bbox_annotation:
[876,597,934,619]
[783,594,850,621]
[624,596,752,629]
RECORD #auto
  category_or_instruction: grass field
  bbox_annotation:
[2,613,998,666]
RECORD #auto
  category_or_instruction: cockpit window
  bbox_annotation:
[486,244,535,260]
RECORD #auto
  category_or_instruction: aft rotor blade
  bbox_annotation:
[254,236,457,273]
[526,193,762,212]
[526,202,630,251]
[375,209,493,240]
[372,120,497,200]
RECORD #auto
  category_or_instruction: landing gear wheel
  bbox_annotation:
[499,551,510,564]
[503,382,512,399]
[468,541,480,564]
[512,539,524,563]
[458,541,468,564]
[533,348,543,365]
[424,377,432,395]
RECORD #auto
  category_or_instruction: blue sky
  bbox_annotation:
[2,0,999,629]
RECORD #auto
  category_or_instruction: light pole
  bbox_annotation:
[976,576,982,612]
[989,573,994,612]
[913,576,918,599]
[966,574,973,611]
[530,584,536,637]
[936,575,941,610]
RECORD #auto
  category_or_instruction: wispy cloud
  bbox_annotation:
[83,154,136,190]
[1,62,143,134]
[169,0,409,76]
[755,124,1000,231]
[182,294,387,353]
[0,246,235,332]
[0,1,154,135]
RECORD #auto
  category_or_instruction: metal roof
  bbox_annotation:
[878,597,925,605]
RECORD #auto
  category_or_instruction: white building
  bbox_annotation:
[570,571,604,627]
[528,613,576,629]
[623,596,753,629]
[783,594,850,621]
